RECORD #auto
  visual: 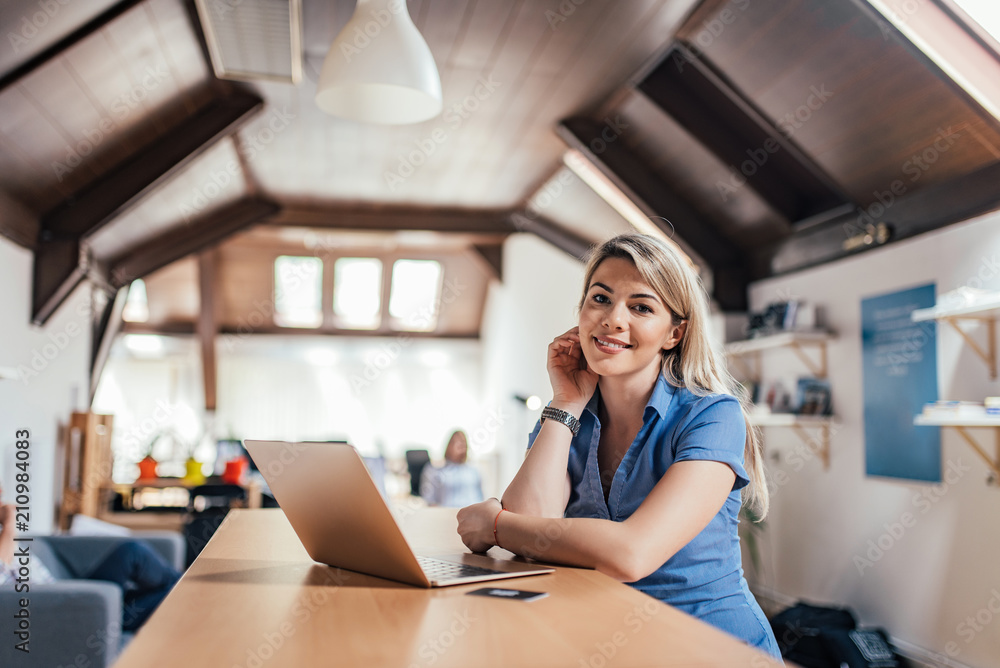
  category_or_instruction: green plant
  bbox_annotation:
[738,505,766,578]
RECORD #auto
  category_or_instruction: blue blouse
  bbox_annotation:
[528,374,781,659]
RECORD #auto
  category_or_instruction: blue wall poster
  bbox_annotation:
[861,283,940,482]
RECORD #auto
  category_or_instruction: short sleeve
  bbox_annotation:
[672,395,749,491]
[525,419,543,450]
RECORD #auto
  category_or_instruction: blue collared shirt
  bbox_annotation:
[528,374,781,658]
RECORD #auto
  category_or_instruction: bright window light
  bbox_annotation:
[334,258,382,330]
[122,279,149,323]
[951,0,1000,44]
[274,256,323,328]
[123,334,164,356]
[389,260,442,332]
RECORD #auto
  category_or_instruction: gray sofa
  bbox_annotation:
[0,532,185,668]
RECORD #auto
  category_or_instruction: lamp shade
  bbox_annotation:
[315,0,442,124]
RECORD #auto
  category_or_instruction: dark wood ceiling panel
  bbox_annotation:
[0,0,216,219]
[0,0,124,79]
[88,137,250,260]
[615,90,788,247]
[675,0,1000,207]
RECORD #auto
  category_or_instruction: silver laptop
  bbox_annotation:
[243,440,554,588]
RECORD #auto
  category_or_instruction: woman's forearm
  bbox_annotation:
[501,408,579,517]
[494,511,650,582]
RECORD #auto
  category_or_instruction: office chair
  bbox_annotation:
[404,449,431,497]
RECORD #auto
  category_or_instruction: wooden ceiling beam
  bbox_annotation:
[90,286,128,406]
[43,91,263,239]
[108,196,281,288]
[270,204,516,235]
[197,250,218,412]
[509,212,593,261]
[32,90,264,325]
[558,118,750,311]
[0,0,146,91]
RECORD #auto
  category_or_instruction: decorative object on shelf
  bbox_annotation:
[796,377,832,416]
[183,457,207,486]
[222,457,249,486]
[137,455,159,480]
[315,0,442,124]
[745,300,819,339]
[726,329,837,470]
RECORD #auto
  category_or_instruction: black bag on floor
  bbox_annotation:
[770,602,903,668]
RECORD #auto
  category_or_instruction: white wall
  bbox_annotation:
[92,334,494,487]
[0,236,91,533]
[480,233,587,488]
[746,211,1000,667]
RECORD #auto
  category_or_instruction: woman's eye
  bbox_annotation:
[633,304,653,314]
[593,293,610,304]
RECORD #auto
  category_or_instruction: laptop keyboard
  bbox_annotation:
[417,556,501,581]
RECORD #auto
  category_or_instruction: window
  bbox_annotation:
[334,258,382,330]
[389,260,442,332]
[274,256,323,328]
[122,279,149,323]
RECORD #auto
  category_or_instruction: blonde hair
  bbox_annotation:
[578,234,768,519]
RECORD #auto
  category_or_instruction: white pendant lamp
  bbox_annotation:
[315,0,442,124]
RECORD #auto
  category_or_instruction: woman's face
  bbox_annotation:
[445,432,468,463]
[578,257,686,380]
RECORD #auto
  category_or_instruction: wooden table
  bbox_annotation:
[113,508,784,667]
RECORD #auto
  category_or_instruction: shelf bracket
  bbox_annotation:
[790,422,830,470]
[789,342,828,378]
[951,426,1000,482]
[942,317,997,380]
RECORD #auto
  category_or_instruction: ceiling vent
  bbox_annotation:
[195,0,302,84]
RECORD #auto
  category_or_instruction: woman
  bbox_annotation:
[457,234,781,658]
[0,485,180,631]
[420,430,484,507]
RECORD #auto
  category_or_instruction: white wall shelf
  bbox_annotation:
[911,299,1000,379]
[725,330,836,380]
[749,413,833,469]
[913,415,1000,481]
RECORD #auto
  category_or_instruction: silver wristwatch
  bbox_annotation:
[540,406,581,437]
